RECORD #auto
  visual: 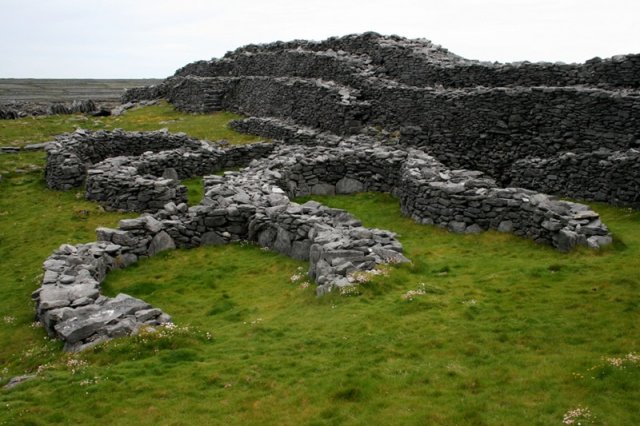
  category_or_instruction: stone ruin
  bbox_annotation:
[125,32,640,207]
[44,128,274,211]
[36,32,639,350]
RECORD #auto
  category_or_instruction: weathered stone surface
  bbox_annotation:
[105,317,139,338]
[274,227,294,255]
[55,309,122,344]
[336,177,364,194]
[311,183,336,196]
[555,229,578,252]
[498,220,514,233]
[201,231,225,246]
[162,167,179,180]
[4,374,36,389]
[291,240,312,260]
[144,216,164,233]
[148,231,175,256]
[448,221,467,233]
[135,308,162,322]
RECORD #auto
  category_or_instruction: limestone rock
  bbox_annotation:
[148,231,175,256]
[336,177,364,194]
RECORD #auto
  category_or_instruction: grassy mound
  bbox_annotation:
[0,105,638,425]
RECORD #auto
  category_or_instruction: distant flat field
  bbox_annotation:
[0,78,162,102]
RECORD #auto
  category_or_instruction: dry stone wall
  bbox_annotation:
[44,128,273,211]
[84,142,273,212]
[507,149,640,208]
[0,100,101,120]
[35,240,173,352]
[37,132,613,350]
[228,118,614,249]
[45,129,206,190]
[389,85,639,176]
[39,127,613,351]
[171,32,640,89]
[124,32,639,207]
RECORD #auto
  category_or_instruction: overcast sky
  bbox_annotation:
[1,0,638,78]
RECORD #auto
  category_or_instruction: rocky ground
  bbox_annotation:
[0,78,161,118]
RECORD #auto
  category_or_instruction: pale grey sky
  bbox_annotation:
[1,0,638,78]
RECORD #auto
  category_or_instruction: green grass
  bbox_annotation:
[0,106,639,425]
[0,100,263,147]
[181,176,205,206]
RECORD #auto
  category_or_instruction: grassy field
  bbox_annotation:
[0,105,639,425]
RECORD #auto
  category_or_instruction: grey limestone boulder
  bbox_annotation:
[336,177,364,194]
[148,231,175,256]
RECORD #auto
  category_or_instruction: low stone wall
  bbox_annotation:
[45,129,208,190]
[217,125,613,251]
[86,161,189,212]
[507,149,640,208]
[0,107,20,120]
[34,239,172,352]
[37,131,613,351]
[85,142,274,212]
[202,150,411,291]
[397,154,611,250]
[44,128,274,205]
[37,190,408,351]
[0,100,100,120]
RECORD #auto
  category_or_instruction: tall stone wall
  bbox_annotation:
[163,77,230,113]
[221,76,368,134]
[172,32,640,89]
[174,49,371,89]
[389,85,639,177]
[123,32,639,208]
[507,149,640,208]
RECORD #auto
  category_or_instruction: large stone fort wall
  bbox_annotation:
[124,32,640,207]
